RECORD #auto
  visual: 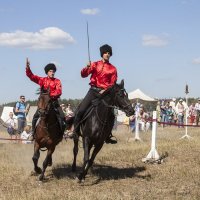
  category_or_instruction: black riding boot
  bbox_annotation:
[29,111,39,141]
[58,116,67,133]
[105,133,117,144]
[55,106,67,133]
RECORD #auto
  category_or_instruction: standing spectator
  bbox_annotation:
[66,104,74,118]
[14,95,28,136]
[156,101,161,123]
[189,102,196,125]
[64,103,74,134]
[129,115,135,132]
[60,104,67,116]
[160,101,168,128]
[169,98,176,110]
[6,112,17,140]
[176,99,185,128]
[138,106,150,132]
[169,98,177,123]
[134,102,141,115]
[166,106,175,125]
[195,99,200,125]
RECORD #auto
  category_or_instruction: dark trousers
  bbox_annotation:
[74,88,100,133]
[17,117,26,134]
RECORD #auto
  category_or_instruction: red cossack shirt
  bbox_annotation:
[81,60,118,89]
[26,68,62,99]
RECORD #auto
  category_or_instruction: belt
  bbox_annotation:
[91,86,104,92]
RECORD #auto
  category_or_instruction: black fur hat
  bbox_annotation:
[44,63,57,74]
[100,44,112,57]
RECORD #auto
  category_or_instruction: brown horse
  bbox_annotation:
[32,88,63,181]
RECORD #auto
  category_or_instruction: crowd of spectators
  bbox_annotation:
[123,97,200,133]
[156,98,200,128]
[3,96,200,142]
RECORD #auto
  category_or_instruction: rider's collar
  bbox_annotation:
[102,60,109,64]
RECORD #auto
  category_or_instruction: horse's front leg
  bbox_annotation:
[39,146,55,181]
[78,143,103,182]
[72,136,79,172]
[32,142,42,174]
[77,137,91,182]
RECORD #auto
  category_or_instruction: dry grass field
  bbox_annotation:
[0,125,200,200]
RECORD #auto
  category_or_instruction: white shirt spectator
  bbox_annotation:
[20,125,32,144]
[169,98,176,113]
[6,118,15,128]
[21,131,32,144]
[176,99,186,116]
[66,104,74,117]
[195,102,200,112]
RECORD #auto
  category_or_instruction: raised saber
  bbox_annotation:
[86,21,91,63]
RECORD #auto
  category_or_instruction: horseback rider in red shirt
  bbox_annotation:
[26,59,66,140]
[69,44,118,144]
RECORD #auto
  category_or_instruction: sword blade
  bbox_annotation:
[86,21,91,62]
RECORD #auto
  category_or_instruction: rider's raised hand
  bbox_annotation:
[87,61,91,68]
[26,58,30,70]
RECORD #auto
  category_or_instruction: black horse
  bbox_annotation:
[32,88,64,181]
[72,80,135,182]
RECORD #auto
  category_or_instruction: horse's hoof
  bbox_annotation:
[75,177,81,183]
[81,179,85,183]
[75,176,84,183]
[35,167,42,174]
[39,175,44,181]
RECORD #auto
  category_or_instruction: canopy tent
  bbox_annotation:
[1,106,17,122]
[0,106,37,127]
[128,89,156,101]
[117,89,155,123]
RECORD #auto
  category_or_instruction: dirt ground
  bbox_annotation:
[0,125,200,200]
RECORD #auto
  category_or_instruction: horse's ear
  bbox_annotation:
[120,79,124,88]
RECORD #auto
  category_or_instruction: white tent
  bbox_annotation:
[1,106,37,127]
[128,89,155,101]
[1,106,18,122]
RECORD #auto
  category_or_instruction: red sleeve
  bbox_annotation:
[81,62,96,78]
[110,68,118,86]
[26,67,43,85]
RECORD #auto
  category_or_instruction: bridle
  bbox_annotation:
[37,93,52,117]
[37,94,59,130]
[96,85,131,124]
[102,86,131,110]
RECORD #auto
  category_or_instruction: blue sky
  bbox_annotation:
[0,0,200,104]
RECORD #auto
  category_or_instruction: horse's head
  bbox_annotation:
[37,87,52,117]
[113,80,135,117]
